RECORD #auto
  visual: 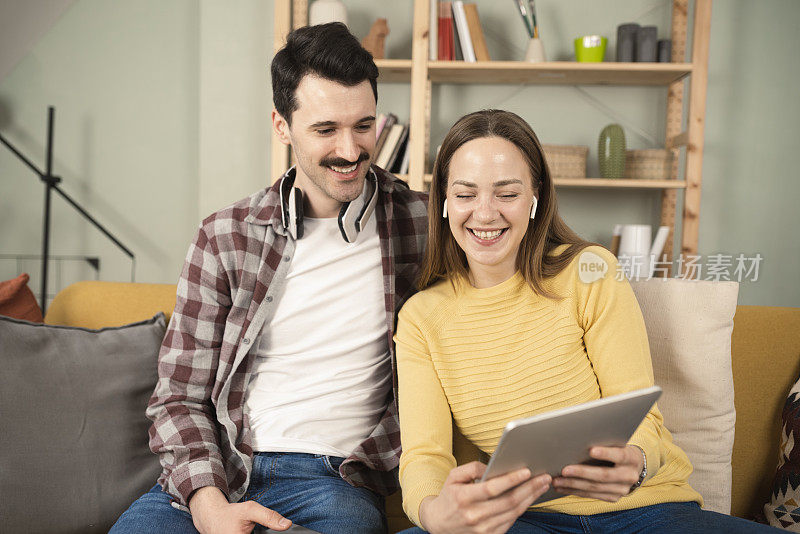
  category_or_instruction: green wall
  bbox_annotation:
[0,0,201,292]
[1,0,797,306]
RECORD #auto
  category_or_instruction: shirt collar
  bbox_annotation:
[243,167,292,233]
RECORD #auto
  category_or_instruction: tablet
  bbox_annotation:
[479,385,662,505]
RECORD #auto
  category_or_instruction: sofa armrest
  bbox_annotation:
[45,281,177,329]
[730,305,800,519]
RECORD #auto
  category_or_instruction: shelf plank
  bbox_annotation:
[428,61,692,86]
[376,59,413,83]
[554,178,687,189]
[395,175,687,191]
[376,60,692,86]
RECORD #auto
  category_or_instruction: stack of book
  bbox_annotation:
[430,1,490,62]
[374,113,410,175]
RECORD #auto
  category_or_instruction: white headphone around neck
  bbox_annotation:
[279,168,378,243]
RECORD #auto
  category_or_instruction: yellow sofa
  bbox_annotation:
[45,281,800,531]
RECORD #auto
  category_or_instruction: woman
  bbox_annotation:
[395,110,777,533]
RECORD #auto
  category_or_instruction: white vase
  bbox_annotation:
[309,0,348,27]
[524,38,546,62]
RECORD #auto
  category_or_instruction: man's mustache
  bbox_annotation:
[320,152,370,168]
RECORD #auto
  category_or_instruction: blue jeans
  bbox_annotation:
[400,502,781,533]
[110,452,386,534]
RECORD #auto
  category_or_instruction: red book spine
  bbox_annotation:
[438,18,448,60]
[438,2,455,60]
[447,23,455,60]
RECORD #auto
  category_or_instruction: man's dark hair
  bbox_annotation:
[272,22,379,125]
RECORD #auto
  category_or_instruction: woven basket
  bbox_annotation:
[624,149,672,179]
[542,145,588,178]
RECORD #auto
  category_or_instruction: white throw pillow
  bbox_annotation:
[629,278,739,514]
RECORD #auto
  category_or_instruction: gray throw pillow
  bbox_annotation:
[0,313,166,533]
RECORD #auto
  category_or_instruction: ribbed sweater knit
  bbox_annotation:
[395,245,702,527]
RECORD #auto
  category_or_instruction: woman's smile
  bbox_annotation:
[467,227,508,243]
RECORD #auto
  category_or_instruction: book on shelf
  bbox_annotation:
[375,123,405,170]
[435,1,487,62]
[438,2,455,60]
[397,138,411,175]
[375,113,397,157]
[387,126,409,173]
[463,3,490,61]
[429,0,438,61]
[452,22,463,61]
[375,113,388,140]
[452,1,476,62]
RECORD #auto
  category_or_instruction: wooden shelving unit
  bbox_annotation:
[429,61,693,85]
[399,175,689,191]
[553,178,689,189]
[378,60,693,86]
[271,0,712,258]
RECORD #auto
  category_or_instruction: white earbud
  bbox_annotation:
[531,196,538,220]
[443,198,448,219]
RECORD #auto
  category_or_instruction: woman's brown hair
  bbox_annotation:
[418,109,597,297]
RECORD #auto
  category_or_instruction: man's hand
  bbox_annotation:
[188,486,292,534]
[418,461,551,534]
[552,445,643,502]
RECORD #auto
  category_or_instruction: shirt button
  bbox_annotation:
[283,256,291,262]
[266,296,273,302]
[243,338,250,344]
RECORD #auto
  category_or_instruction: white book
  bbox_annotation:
[429,0,438,61]
[376,124,404,169]
[452,1,475,62]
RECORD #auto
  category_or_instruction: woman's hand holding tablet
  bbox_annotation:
[553,444,645,502]
[418,461,551,534]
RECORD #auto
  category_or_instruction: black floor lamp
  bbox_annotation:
[0,106,135,314]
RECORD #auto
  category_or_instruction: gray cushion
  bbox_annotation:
[0,313,166,533]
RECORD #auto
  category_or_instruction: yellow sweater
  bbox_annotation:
[395,245,702,527]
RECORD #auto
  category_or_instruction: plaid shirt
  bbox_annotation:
[146,166,428,507]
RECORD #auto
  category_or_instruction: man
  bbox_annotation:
[111,23,427,534]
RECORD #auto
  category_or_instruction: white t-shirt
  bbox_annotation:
[244,212,390,457]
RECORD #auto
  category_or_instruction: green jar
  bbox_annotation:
[598,124,626,179]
